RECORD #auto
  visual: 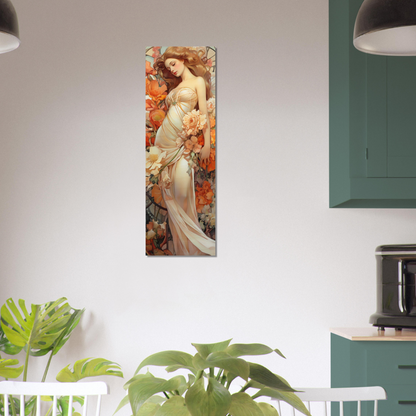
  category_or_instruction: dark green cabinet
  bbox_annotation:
[330,0,416,207]
[331,333,416,416]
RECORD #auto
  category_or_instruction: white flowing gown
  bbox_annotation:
[155,87,216,256]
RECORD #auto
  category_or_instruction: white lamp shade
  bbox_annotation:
[0,30,19,53]
[354,0,416,56]
[0,0,19,54]
[354,25,416,56]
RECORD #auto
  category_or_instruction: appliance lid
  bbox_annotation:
[376,244,416,256]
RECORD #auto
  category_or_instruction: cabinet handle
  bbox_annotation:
[398,365,416,369]
[399,401,416,405]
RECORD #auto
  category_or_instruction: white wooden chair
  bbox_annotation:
[273,386,387,416]
[0,381,108,416]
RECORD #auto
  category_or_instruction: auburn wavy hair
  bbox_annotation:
[153,47,212,101]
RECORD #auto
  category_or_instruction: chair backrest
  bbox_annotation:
[273,386,387,416]
[0,381,108,416]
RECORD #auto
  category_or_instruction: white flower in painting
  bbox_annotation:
[160,170,172,189]
[146,146,166,176]
[207,97,215,117]
[182,110,207,136]
[146,230,156,239]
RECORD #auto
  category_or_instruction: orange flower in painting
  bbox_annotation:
[146,60,156,76]
[152,47,161,61]
[146,131,155,147]
[199,147,216,172]
[195,181,214,213]
[197,134,204,147]
[149,108,166,129]
[152,184,166,208]
[209,116,215,128]
[146,99,158,112]
[210,129,215,146]
[146,79,167,103]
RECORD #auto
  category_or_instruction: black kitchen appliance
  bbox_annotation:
[370,244,416,329]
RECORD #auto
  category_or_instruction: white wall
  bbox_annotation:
[2,0,416,414]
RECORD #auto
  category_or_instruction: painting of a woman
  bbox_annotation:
[145,47,216,256]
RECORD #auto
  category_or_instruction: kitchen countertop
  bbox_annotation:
[331,327,416,341]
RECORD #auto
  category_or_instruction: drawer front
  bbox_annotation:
[379,385,416,416]
[367,348,416,385]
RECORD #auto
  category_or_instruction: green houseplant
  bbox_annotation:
[116,339,311,416]
[0,297,123,416]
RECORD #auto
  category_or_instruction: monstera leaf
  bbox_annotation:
[30,307,85,357]
[56,357,123,382]
[0,355,23,379]
[0,298,72,352]
[0,325,22,355]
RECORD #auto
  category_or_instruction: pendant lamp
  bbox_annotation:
[354,0,416,56]
[0,0,19,54]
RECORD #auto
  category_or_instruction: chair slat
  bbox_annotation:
[4,393,9,416]
[96,395,102,416]
[36,395,41,416]
[69,394,73,416]
[83,395,88,416]
[52,395,57,416]
[20,394,24,416]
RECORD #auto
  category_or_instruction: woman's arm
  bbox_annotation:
[195,77,211,163]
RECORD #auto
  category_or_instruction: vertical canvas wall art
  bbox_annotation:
[145,46,216,256]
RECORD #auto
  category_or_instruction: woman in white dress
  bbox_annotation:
[153,47,215,256]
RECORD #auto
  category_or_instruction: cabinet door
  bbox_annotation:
[329,0,416,207]
[367,56,416,178]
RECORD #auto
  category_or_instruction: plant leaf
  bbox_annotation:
[225,344,285,359]
[204,352,250,381]
[0,326,22,355]
[51,307,85,356]
[114,394,131,414]
[128,373,185,415]
[228,393,263,416]
[249,363,295,392]
[185,377,231,416]
[253,389,311,416]
[30,307,85,357]
[256,402,279,416]
[191,340,232,359]
[165,365,196,374]
[155,396,191,416]
[56,357,123,382]
[135,351,194,375]
[137,402,161,416]
[0,356,23,379]
[0,298,72,352]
